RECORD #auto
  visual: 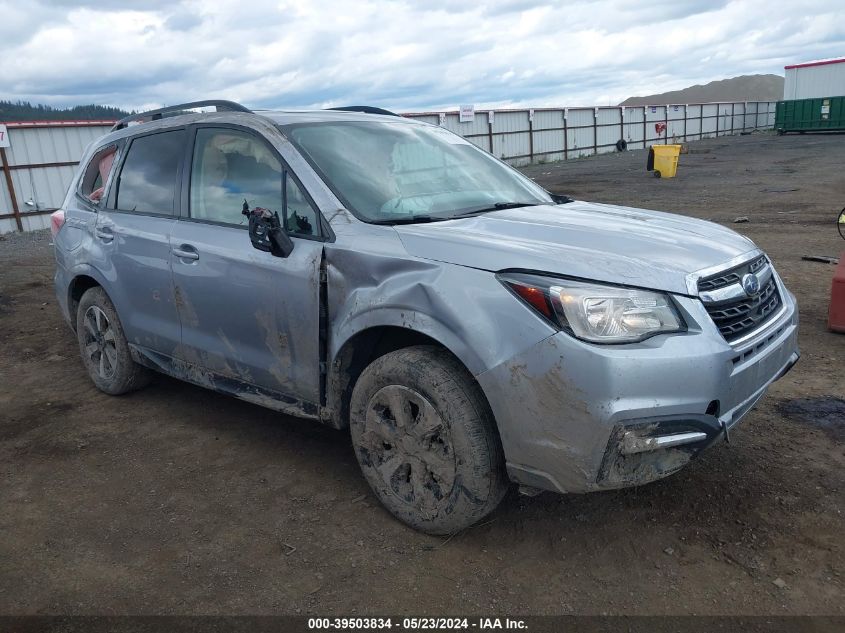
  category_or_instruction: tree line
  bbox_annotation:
[0,100,131,122]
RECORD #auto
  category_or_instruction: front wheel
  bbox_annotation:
[349,346,508,534]
[76,287,151,395]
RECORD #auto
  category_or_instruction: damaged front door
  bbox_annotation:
[169,126,323,407]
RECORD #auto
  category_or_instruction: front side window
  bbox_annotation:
[285,174,319,236]
[190,128,283,225]
[114,130,185,214]
[286,121,552,223]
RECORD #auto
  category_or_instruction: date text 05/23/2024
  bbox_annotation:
[307,617,528,630]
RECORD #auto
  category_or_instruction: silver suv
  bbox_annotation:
[53,100,799,534]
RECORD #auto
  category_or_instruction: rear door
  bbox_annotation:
[169,125,324,405]
[96,128,185,354]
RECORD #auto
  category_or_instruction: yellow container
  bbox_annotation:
[649,144,681,178]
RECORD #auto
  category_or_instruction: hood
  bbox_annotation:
[394,201,757,295]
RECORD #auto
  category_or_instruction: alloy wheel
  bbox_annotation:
[82,305,118,380]
[360,385,457,519]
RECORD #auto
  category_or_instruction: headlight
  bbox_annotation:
[499,272,685,343]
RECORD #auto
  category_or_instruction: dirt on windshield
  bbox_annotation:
[0,132,843,616]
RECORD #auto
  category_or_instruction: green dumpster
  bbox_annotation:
[776,96,845,134]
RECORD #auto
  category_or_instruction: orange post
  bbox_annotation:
[828,253,845,333]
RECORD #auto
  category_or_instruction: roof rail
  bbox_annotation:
[327,106,400,117]
[111,100,252,131]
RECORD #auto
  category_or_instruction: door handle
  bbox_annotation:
[94,227,114,242]
[172,245,199,261]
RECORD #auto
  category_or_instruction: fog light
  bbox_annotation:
[621,430,708,455]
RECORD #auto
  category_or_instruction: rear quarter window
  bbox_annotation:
[78,144,119,204]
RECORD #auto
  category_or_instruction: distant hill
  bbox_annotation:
[620,74,784,106]
[0,100,130,122]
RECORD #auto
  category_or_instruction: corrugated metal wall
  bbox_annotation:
[405,101,777,167]
[0,122,113,234]
[0,102,778,233]
[784,61,845,100]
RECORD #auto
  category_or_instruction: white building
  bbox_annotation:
[784,58,845,100]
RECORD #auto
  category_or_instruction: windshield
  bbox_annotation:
[284,120,552,223]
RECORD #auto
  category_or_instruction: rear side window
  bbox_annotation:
[113,130,185,214]
[78,144,119,204]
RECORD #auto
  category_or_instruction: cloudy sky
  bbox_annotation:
[1,0,843,113]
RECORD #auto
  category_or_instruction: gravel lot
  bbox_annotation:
[0,132,843,616]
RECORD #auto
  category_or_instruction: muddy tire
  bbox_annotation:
[76,287,151,395]
[350,345,508,535]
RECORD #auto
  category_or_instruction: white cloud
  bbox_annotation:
[1,0,843,111]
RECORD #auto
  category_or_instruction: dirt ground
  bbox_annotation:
[1,132,843,616]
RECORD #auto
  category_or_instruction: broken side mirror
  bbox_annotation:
[246,206,294,258]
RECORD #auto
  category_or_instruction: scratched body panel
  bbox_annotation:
[476,291,798,493]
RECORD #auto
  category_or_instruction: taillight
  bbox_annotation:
[50,210,65,238]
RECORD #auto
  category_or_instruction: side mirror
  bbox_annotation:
[246,207,294,258]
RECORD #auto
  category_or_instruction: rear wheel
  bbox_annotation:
[653,170,662,178]
[76,287,151,395]
[349,346,507,535]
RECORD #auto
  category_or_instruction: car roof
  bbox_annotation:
[258,109,418,126]
[94,108,423,148]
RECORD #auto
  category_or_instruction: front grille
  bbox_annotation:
[698,256,782,343]
[697,255,766,292]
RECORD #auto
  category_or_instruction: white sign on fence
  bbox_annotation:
[0,124,10,148]
[459,104,475,123]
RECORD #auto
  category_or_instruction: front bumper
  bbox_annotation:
[477,278,799,494]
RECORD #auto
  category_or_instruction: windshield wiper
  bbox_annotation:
[450,201,541,218]
[369,215,450,225]
[370,201,546,225]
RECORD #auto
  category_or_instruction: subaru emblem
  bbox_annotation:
[742,273,761,297]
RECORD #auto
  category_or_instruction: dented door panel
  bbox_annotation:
[169,221,322,405]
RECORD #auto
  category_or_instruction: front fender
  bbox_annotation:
[328,255,555,378]
[332,307,483,376]
[322,231,557,429]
